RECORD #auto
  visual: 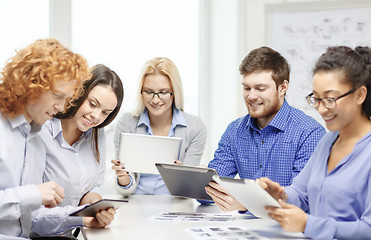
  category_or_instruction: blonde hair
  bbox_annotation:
[0,38,90,118]
[133,57,184,116]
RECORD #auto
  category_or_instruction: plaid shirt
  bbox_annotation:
[208,100,326,186]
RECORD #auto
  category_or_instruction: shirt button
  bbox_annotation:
[261,140,264,143]
[259,165,262,168]
[75,152,79,155]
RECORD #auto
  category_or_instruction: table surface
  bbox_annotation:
[84,195,307,240]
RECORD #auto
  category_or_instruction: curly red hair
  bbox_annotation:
[0,38,91,118]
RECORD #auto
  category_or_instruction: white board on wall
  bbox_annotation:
[265,0,371,128]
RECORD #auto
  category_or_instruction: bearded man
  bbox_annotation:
[204,46,326,212]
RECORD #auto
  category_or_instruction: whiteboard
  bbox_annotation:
[266,1,371,128]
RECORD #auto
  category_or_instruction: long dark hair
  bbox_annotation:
[313,46,371,118]
[56,64,124,162]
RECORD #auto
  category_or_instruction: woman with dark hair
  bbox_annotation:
[38,64,124,229]
[258,46,371,239]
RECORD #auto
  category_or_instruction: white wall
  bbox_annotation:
[199,0,246,165]
[1,0,363,168]
[199,0,362,165]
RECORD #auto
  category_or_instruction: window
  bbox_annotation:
[71,0,200,115]
[0,0,49,70]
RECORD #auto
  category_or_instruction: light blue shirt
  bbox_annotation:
[0,113,82,239]
[132,107,187,195]
[113,108,207,197]
[39,118,105,206]
[286,131,371,239]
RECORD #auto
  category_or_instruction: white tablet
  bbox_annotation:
[156,163,218,200]
[69,199,128,217]
[212,176,281,218]
[118,133,182,174]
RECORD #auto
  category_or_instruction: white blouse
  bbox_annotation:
[39,118,105,207]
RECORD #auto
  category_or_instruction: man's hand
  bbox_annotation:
[205,181,246,212]
[37,181,65,208]
[83,208,116,228]
[111,160,130,186]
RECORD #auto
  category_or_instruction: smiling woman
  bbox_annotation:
[258,46,371,240]
[35,64,124,234]
[111,57,207,197]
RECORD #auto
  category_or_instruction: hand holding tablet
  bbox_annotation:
[212,176,281,218]
[156,163,217,200]
[118,133,182,174]
[70,199,128,217]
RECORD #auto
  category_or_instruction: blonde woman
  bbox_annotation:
[112,57,206,196]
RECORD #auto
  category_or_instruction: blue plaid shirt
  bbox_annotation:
[208,100,326,186]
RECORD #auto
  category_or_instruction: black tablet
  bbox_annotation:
[69,199,128,217]
[155,163,218,200]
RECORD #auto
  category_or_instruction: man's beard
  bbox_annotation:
[247,96,281,120]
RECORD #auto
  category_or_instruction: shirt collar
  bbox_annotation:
[171,107,187,128]
[137,107,187,130]
[268,100,290,131]
[137,109,151,128]
[248,99,290,131]
[50,118,63,139]
[10,115,42,136]
[50,118,92,140]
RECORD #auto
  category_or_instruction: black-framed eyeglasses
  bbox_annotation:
[306,88,356,109]
[141,90,174,99]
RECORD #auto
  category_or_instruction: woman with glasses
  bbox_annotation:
[257,46,371,239]
[112,57,206,196]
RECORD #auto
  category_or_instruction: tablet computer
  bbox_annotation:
[69,199,128,217]
[212,176,281,219]
[118,133,182,174]
[155,163,218,200]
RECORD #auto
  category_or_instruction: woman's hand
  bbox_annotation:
[256,177,287,202]
[174,160,183,165]
[83,208,116,228]
[266,199,307,232]
[111,160,130,186]
[205,181,246,212]
[79,192,102,206]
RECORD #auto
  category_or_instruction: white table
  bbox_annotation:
[84,195,307,240]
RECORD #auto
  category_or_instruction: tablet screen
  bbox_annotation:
[118,133,182,174]
[156,163,217,200]
[69,199,128,217]
[212,176,281,218]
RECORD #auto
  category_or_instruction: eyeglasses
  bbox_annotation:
[306,88,356,109]
[141,90,174,100]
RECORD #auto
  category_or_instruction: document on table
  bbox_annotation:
[184,226,269,240]
[149,212,239,222]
